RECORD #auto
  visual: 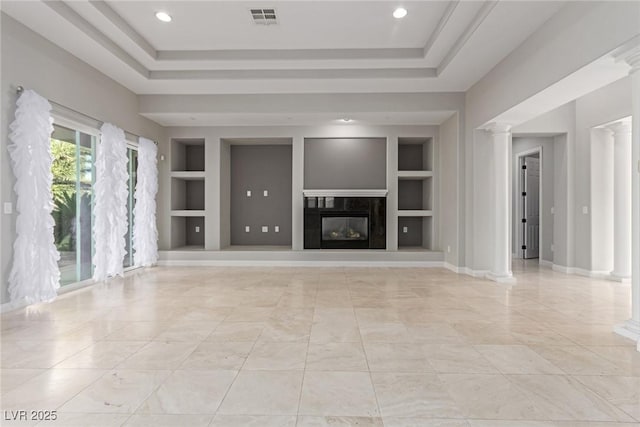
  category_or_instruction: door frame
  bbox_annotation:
[514,146,543,262]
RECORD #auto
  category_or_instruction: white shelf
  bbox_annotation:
[171,171,205,180]
[397,170,433,179]
[398,210,433,217]
[171,210,205,217]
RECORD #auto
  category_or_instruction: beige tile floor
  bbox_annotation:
[1,260,639,426]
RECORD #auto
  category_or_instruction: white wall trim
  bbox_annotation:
[459,266,491,278]
[302,189,388,197]
[550,263,610,278]
[157,260,445,268]
[539,259,553,268]
[0,266,143,313]
[443,262,463,273]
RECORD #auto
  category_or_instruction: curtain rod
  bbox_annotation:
[16,85,155,144]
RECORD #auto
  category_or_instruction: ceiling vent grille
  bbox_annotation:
[250,8,277,25]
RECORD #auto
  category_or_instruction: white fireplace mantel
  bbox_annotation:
[302,189,388,198]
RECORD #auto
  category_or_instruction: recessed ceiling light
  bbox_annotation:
[342,118,352,122]
[393,7,407,19]
[155,11,172,22]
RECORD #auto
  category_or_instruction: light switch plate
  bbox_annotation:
[3,202,12,214]
[262,226,268,233]
[246,190,252,197]
[195,226,200,233]
[582,206,589,215]
[274,226,279,233]
[550,207,555,214]
[447,245,451,253]
[245,226,250,233]
[263,190,268,197]
[402,226,408,233]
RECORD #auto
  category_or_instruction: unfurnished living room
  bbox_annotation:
[1,1,639,426]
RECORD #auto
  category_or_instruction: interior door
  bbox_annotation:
[522,156,540,259]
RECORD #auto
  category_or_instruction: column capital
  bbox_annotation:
[614,42,640,74]
[485,123,512,134]
[606,120,632,136]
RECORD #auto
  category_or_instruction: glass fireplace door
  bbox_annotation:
[321,216,368,241]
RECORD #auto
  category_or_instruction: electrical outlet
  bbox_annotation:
[3,202,12,214]
[551,244,555,252]
[582,206,589,215]
[263,190,268,197]
[246,190,252,197]
[245,226,250,233]
[402,226,408,233]
[262,226,268,233]
[550,207,555,214]
[275,226,279,233]
[195,226,200,233]
[159,154,165,161]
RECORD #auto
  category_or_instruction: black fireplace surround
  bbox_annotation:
[304,197,386,249]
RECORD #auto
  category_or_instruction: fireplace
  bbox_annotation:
[304,196,385,249]
[321,214,369,249]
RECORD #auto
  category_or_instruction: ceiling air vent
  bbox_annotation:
[250,8,277,25]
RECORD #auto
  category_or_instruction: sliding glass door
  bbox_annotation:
[51,124,95,285]
[51,123,140,285]
[124,147,138,268]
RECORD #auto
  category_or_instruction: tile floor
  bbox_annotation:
[1,261,639,426]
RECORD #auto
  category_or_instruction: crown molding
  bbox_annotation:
[437,0,497,75]
[43,0,497,82]
[423,0,459,59]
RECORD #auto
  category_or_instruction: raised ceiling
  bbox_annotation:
[1,1,565,96]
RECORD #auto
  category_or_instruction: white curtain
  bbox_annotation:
[133,137,158,266]
[7,89,60,304]
[93,123,129,281]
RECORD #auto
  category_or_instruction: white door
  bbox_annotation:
[521,156,540,259]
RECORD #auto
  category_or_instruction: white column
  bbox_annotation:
[615,48,640,343]
[486,123,515,283]
[609,122,632,281]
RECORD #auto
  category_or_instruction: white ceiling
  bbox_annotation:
[1,0,566,126]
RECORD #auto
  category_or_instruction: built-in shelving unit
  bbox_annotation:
[397,137,434,250]
[170,139,206,250]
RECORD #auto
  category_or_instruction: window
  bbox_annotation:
[51,123,95,285]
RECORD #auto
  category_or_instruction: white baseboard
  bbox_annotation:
[538,259,553,268]
[551,264,612,278]
[443,262,462,273]
[458,267,490,278]
[552,264,573,274]
[157,260,445,268]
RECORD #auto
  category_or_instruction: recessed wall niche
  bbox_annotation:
[223,140,293,247]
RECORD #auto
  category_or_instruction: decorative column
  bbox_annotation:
[615,47,640,343]
[486,123,515,283]
[609,121,632,281]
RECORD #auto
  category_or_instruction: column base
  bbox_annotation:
[609,272,631,283]
[614,319,640,342]
[486,272,517,284]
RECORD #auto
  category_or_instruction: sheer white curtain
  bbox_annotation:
[7,89,60,304]
[133,137,158,266]
[93,123,129,281]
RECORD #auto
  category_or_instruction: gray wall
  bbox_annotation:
[439,113,459,265]
[304,138,386,189]
[0,14,164,304]
[398,217,423,247]
[230,145,292,246]
[511,137,555,263]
